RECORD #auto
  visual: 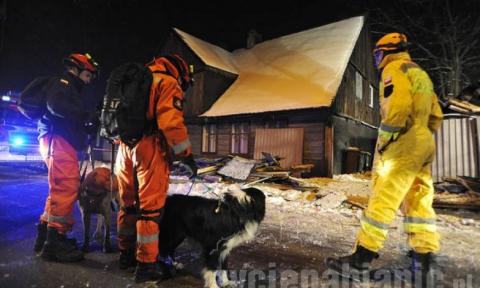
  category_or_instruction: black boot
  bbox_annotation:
[40,227,84,262]
[326,245,379,281]
[58,234,78,249]
[411,252,437,288]
[34,222,47,254]
[135,262,164,283]
[119,248,136,270]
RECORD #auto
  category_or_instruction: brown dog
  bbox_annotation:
[78,167,119,253]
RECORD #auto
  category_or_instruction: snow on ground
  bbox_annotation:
[168,174,480,287]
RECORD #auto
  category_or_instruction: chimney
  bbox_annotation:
[246,29,262,49]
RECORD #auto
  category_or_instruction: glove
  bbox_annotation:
[182,154,198,179]
[377,128,399,153]
[84,111,100,135]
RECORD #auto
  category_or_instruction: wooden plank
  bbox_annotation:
[325,125,334,178]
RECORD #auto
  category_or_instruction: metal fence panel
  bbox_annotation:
[432,115,479,182]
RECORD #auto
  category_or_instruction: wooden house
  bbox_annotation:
[160,16,380,176]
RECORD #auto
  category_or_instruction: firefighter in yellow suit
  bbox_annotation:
[326,33,443,285]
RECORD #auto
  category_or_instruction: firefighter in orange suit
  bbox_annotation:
[115,54,197,283]
[326,33,443,285]
[34,53,100,262]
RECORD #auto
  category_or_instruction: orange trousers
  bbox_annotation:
[39,135,79,234]
[116,134,169,263]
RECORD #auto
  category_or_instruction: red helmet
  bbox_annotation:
[63,53,99,74]
[163,54,194,91]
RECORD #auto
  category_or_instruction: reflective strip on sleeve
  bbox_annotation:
[360,214,389,238]
[404,216,437,233]
[172,138,191,154]
[380,123,403,133]
[137,233,159,244]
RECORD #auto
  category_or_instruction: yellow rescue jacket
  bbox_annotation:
[376,52,443,166]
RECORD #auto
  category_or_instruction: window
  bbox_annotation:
[355,71,363,101]
[369,84,375,108]
[202,124,217,153]
[231,123,249,154]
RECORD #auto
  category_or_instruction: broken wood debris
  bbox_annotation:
[169,153,374,210]
[434,176,480,210]
[447,98,480,114]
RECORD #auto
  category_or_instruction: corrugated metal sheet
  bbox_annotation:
[432,114,479,182]
[254,128,304,169]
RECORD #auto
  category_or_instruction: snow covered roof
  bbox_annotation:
[175,16,365,117]
[173,28,238,75]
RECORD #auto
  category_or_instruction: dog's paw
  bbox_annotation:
[173,261,184,270]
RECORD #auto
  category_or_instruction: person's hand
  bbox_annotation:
[84,111,100,135]
[182,154,198,179]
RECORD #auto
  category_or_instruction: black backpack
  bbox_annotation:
[17,77,53,120]
[100,63,154,147]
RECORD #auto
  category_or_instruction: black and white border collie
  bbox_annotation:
[159,187,266,288]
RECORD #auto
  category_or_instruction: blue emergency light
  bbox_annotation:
[12,136,25,146]
[1,95,11,102]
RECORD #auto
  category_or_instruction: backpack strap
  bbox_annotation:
[144,71,169,135]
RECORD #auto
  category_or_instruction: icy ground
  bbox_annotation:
[0,166,479,288]
[168,176,480,287]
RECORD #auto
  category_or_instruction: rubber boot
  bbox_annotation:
[135,262,164,283]
[411,252,437,288]
[58,234,78,249]
[119,248,137,270]
[34,222,78,254]
[40,227,84,262]
[34,222,47,254]
[325,245,379,281]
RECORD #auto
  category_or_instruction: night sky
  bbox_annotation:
[0,1,356,99]
[1,0,479,105]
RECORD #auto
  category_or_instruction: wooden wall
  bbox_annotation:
[332,115,377,175]
[186,124,202,156]
[194,110,331,176]
[333,25,380,127]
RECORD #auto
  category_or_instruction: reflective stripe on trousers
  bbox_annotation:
[39,135,79,234]
[404,216,437,233]
[360,213,389,244]
[41,211,74,225]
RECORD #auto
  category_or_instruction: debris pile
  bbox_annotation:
[446,98,480,114]
[434,176,480,210]
[169,153,371,213]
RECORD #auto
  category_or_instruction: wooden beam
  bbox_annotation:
[325,125,334,177]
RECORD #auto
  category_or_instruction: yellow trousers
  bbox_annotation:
[357,126,440,254]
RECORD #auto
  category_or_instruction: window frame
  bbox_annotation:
[201,124,217,154]
[355,71,363,101]
[369,84,375,108]
[230,123,249,156]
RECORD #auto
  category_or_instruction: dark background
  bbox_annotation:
[0,0,479,106]
[0,0,357,104]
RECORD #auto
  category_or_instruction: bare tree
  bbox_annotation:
[366,0,480,98]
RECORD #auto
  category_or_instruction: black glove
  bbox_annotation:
[84,111,100,135]
[182,154,198,179]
